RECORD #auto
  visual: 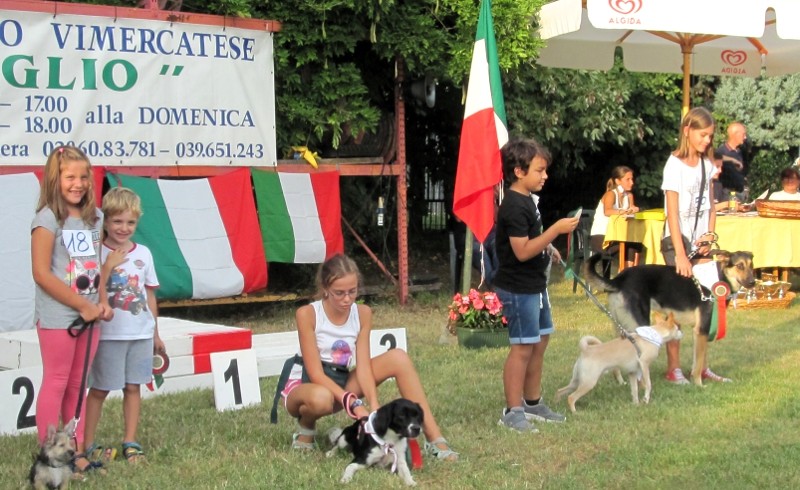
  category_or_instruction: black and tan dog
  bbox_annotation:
[326,398,423,486]
[584,250,755,386]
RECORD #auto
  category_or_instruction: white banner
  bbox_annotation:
[0,8,277,166]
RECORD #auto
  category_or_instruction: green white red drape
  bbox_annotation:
[110,170,267,300]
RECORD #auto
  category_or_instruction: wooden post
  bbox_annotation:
[461,229,474,294]
[395,56,410,305]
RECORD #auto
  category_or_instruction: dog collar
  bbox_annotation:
[635,326,663,348]
[363,411,398,473]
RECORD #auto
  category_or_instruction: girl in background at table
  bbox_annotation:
[31,145,113,475]
[661,107,727,385]
[589,165,642,270]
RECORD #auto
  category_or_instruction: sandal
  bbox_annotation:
[86,443,117,464]
[122,442,147,464]
[71,453,106,479]
[291,425,317,451]
[423,437,459,462]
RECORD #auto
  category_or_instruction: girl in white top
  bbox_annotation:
[660,107,724,385]
[284,255,458,461]
[589,166,641,267]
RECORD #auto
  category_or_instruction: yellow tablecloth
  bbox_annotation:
[603,215,665,265]
[604,213,800,268]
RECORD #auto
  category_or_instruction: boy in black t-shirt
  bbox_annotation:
[494,138,579,433]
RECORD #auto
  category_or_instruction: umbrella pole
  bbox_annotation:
[682,46,692,117]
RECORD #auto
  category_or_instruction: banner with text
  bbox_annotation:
[0,8,276,166]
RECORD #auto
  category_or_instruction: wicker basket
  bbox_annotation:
[733,291,795,310]
[755,199,800,219]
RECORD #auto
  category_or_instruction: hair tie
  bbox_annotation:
[57,147,64,154]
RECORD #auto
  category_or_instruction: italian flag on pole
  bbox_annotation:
[453,0,508,244]
[110,169,268,300]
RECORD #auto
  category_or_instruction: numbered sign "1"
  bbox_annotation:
[0,366,43,436]
[210,349,261,412]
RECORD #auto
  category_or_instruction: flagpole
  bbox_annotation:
[461,229,474,294]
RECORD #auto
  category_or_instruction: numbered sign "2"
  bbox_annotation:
[0,366,43,436]
[210,349,261,412]
[369,328,407,358]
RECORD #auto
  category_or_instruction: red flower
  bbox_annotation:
[447,288,506,331]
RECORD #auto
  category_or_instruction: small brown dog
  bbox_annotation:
[28,424,75,489]
[555,312,682,413]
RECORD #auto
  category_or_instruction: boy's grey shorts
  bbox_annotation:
[90,338,153,390]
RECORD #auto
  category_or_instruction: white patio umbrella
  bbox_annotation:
[537,0,800,114]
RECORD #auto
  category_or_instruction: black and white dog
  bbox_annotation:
[326,398,424,486]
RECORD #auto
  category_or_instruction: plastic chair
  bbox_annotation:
[566,208,613,295]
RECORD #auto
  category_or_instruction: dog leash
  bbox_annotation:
[686,232,719,261]
[560,259,642,358]
[67,317,95,432]
[361,411,399,473]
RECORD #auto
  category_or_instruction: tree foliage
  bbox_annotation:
[503,58,682,211]
[713,75,800,195]
[248,0,544,155]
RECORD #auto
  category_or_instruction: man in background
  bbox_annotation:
[716,122,748,201]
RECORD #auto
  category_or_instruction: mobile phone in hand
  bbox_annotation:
[573,207,583,218]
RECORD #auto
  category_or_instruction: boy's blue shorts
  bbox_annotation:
[495,288,554,345]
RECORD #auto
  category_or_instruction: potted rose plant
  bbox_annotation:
[448,289,507,349]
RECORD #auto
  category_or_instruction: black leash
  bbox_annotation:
[560,259,642,357]
[686,232,719,261]
[67,317,95,425]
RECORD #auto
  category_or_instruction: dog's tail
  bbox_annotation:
[578,335,602,351]
[583,253,620,292]
[327,427,343,445]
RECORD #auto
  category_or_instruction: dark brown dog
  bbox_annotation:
[584,250,755,386]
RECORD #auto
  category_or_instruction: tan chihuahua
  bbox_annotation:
[555,312,682,413]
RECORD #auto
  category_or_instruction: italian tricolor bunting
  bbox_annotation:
[453,0,508,244]
[110,169,267,300]
[251,170,344,263]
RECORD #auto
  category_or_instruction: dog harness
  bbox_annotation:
[634,326,663,348]
[362,411,399,473]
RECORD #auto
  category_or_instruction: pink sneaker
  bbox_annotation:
[701,368,732,383]
[665,368,689,385]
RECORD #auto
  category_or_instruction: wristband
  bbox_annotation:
[349,399,365,412]
[342,392,359,419]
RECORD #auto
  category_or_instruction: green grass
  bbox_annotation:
[2,274,799,489]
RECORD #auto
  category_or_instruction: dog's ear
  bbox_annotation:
[63,419,76,439]
[415,402,424,423]
[372,405,389,434]
[45,424,58,444]
[712,250,731,265]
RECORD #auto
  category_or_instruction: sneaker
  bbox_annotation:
[522,400,566,423]
[665,368,690,385]
[701,368,732,383]
[498,407,538,433]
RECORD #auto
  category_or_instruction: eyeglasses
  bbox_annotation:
[329,288,358,299]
